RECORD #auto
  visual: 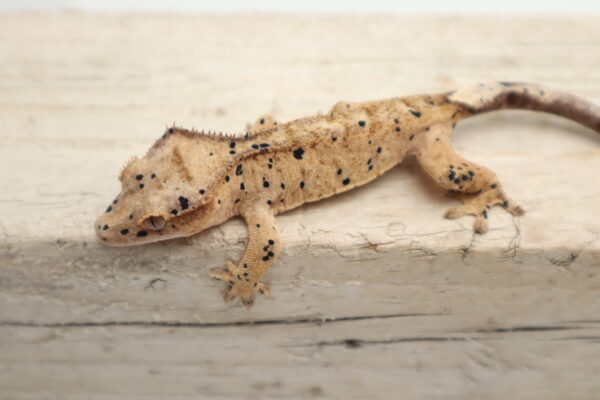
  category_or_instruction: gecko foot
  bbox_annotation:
[209,261,271,309]
[444,184,525,234]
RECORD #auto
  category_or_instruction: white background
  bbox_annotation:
[1,0,600,14]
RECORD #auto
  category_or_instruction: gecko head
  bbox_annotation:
[94,129,229,247]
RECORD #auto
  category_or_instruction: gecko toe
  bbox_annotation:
[256,282,272,297]
[444,205,468,220]
[473,215,489,234]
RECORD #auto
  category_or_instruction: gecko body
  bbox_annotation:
[95,82,600,307]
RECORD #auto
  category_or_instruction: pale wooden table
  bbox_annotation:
[1,12,599,399]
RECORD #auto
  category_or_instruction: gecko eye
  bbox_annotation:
[142,215,166,230]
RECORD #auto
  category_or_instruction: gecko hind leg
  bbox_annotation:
[414,123,525,233]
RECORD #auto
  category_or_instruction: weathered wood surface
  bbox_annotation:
[1,12,600,399]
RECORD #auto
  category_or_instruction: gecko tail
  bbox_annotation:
[448,82,600,134]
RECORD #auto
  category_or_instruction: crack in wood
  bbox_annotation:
[0,312,441,329]
[312,336,476,348]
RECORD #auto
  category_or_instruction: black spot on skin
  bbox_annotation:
[139,184,144,189]
[337,169,342,175]
[483,210,488,219]
[136,174,143,180]
[225,176,230,182]
[367,159,372,165]
[178,196,189,210]
[394,118,399,124]
[332,136,337,142]
[267,251,274,257]
[468,170,475,176]
[409,110,422,118]
[268,164,272,169]
[409,135,415,141]
[259,118,265,125]
[461,174,468,181]
[425,127,430,131]
[368,140,372,144]
[281,183,285,189]
[503,201,509,208]
[120,229,129,235]
[151,173,156,179]
[454,178,461,184]
[230,142,236,148]
[259,143,269,148]
[376,147,382,153]
[106,205,112,213]
[490,184,497,189]
[102,224,109,230]
[251,144,259,149]
[243,263,248,268]
[209,152,213,156]
[293,147,305,160]
[229,150,236,155]
[300,181,305,189]
[235,199,240,203]
[199,189,205,195]
[137,231,148,237]
[450,165,454,169]
[395,127,401,132]
[262,256,269,262]
[368,165,374,171]
[236,164,243,176]
[448,171,456,180]
[263,246,268,251]
[240,182,245,190]
[129,214,133,219]
[268,239,275,245]
[263,180,270,188]
[358,120,366,127]
[168,128,173,133]
[170,209,178,215]
[342,178,351,185]
[256,224,261,228]
[267,200,272,205]
[217,199,221,204]
[113,199,118,205]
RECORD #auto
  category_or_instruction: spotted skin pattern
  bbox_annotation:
[95,82,600,308]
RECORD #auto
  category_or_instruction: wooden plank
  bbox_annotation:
[0,11,599,399]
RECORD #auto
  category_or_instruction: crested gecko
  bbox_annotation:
[95,82,600,308]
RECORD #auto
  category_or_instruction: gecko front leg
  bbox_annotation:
[246,114,278,135]
[209,206,281,308]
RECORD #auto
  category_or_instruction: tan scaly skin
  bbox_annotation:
[95,82,600,308]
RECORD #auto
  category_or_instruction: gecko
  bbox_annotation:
[95,82,600,308]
